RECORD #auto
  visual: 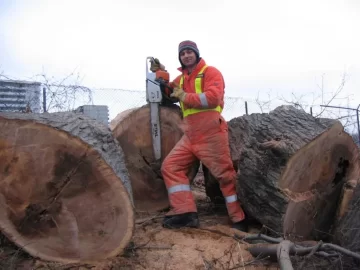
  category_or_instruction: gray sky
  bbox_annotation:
[0,0,359,129]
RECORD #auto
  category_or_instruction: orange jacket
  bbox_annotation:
[169,58,225,113]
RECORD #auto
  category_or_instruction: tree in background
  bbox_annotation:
[254,71,359,144]
[0,67,93,113]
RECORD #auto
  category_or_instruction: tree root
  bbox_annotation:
[237,233,360,270]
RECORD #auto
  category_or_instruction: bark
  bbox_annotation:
[204,105,359,240]
[111,104,199,212]
[332,173,360,270]
[0,111,135,264]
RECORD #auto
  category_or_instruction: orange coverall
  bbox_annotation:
[161,58,245,223]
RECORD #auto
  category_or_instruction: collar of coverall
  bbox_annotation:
[177,57,206,75]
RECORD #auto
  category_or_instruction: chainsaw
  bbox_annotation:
[145,57,177,161]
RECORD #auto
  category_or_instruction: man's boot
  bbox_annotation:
[162,212,199,229]
[232,219,248,232]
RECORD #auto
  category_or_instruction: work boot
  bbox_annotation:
[232,219,248,232]
[162,212,199,229]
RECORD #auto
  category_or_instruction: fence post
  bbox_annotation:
[245,101,248,115]
[43,87,46,112]
[310,107,313,116]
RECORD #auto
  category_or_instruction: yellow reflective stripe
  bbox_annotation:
[179,76,184,111]
[182,106,222,117]
[194,65,207,94]
[179,75,184,88]
[178,65,222,117]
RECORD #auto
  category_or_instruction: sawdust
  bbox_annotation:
[1,188,279,270]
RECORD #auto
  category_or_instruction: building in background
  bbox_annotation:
[0,79,41,113]
[74,105,109,126]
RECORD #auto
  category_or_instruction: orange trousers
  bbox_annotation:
[161,113,245,223]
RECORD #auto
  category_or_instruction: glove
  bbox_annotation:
[170,86,187,102]
[150,58,165,72]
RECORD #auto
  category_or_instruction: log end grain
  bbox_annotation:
[0,112,135,263]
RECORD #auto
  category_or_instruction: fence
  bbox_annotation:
[85,88,360,142]
[1,78,358,144]
[82,87,299,122]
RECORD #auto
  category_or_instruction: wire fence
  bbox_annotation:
[0,78,358,144]
[90,87,255,121]
[88,88,359,143]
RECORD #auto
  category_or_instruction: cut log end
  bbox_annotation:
[203,106,359,241]
[281,122,359,240]
[111,104,199,212]
[0,113,134,263]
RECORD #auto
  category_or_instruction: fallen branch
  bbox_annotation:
[135,212,165,225]
[241,233,284,244]
[277,240,294,270]
[238,233,360,269]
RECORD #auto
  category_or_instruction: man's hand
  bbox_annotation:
[170,86,187,102]
[150,58,165,72]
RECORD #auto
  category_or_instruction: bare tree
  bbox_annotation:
[0,68,11,80]
[0,68,93,113]
[252,71,357,135]
[33,69,93,113]
[276,72,349,116]
[255,90,274,113]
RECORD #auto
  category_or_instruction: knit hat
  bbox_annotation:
[178,40,200,67]
[178,40,200,58]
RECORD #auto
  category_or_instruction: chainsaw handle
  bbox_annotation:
[146,57,156,77]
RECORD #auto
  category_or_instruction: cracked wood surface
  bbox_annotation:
[111,104,199,212]
[0,111,134,263]
[204,105,359,241]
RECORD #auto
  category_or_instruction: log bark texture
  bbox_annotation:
[332,173,360,270]
[0,111,134,263]
[204,105,359,240]
[111,104,199,212]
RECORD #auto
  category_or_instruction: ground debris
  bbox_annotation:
[0,187,277,270]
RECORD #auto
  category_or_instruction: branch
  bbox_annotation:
[255,90,273,113]
[0,69,12,80]
[237,233,360,269]
[33,69,93,112]
[314,72,348,118]
[277,92,308,112]
[277,240,294,270]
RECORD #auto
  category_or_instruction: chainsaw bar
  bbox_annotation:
[146,57,162,161]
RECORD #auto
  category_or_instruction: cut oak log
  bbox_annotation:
[0,112,134,263]
[332,169,360,269]
[280,122,359,240]
[204,105,359,240]
[111,104,199,212]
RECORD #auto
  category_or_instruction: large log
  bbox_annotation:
[204,105,359,240]
[111,104,199,212]
[332,164,360,270]
[0,112,134,263]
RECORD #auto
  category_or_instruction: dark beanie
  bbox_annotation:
[178,40,200,58]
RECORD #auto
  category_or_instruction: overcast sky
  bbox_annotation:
[0,0,359,128]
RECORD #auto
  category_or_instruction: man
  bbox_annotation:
[151,40,248,232]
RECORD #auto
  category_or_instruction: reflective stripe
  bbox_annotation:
[168,184,191,194]
[199,93,209,108]
[194,69,204,94]
[225,194,237,203]
[179,65,222,117]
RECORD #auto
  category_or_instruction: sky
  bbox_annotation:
[0,0,359,130]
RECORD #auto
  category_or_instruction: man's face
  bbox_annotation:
[180,49,197,67]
